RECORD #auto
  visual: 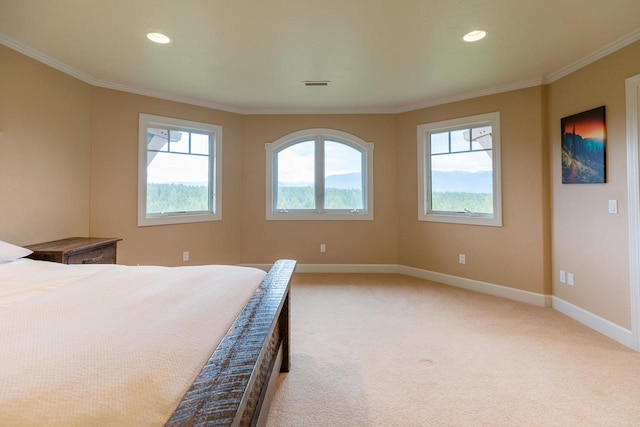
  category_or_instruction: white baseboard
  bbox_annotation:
[293,263,399,273]
[240,262,632,349]
[551,296,633,348]
[398,265,551,307]
[245,263,549,306]
[241,263,399,274]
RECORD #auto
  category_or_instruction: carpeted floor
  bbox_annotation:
[266,273,640,426]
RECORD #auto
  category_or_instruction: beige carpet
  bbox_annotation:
[266,273,640,426]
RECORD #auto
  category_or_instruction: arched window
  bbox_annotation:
[266,129,374,220]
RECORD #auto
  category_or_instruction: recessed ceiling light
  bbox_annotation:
[463,30,487,43]
[147,32,171,44]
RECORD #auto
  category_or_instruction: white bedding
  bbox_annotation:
[0,259,266,426]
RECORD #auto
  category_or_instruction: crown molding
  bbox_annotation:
[393,78,545,114]
[544,27,640,84]
[0,33,95,84]
[92,79,247,115]
[3,27,640,115]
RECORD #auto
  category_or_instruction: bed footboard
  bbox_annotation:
[166,259,296,426]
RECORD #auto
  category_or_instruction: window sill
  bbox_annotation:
[266,211,373,221]
[138,212,221,227]
[419,212,501,227]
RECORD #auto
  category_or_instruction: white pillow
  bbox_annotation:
[0,240,33,262]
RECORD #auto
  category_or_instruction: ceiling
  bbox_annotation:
[2,0,640,114]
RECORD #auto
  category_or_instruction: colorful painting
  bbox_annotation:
[561,106,606,184]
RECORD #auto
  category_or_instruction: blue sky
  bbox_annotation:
[277,140,362,184]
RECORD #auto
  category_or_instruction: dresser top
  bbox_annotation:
[26,237,122,255]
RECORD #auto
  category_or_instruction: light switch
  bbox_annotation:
[609,200,618,214]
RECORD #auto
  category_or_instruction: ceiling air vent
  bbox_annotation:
[303,81,330,87]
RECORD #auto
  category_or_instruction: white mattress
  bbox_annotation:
[0,259,266,426]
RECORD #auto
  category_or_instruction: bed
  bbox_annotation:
[0,240,295,426]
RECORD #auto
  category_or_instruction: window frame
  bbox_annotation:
[417,111,502,227]
[138,113,222,227]
[265,128,374,220]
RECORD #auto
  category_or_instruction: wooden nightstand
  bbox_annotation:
[26,237,122,264]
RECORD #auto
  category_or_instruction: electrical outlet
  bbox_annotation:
[458,254,466,264]
[183,251,189,262]
[320,243,326,253]
[560,270,566,283]
[567,272,574,286]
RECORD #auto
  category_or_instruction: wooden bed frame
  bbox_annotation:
[167,259,296,426]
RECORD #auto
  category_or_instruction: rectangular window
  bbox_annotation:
[138,114,222,226]
[417,112,501,226]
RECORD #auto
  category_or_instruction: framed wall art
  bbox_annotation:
[561,106,606,184]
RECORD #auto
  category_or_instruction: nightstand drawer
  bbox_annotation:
[67,245,116,264]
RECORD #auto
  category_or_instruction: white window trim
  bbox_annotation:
[265,128,374,220]
[138,113,222,227]
[417,112,502,227]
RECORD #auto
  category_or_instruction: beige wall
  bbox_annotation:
[89,88,245,266]
[0,45,92,245]
[548,41,640,328]
[89,106,399,266]
[4,39,640,332]
[240,115,398,264]
[397,87,551,295]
